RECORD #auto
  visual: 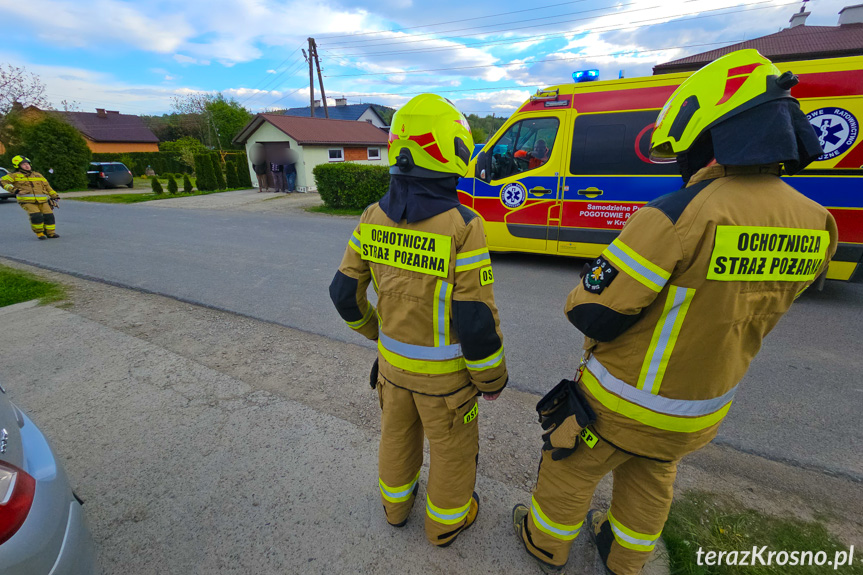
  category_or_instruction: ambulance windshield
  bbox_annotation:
[490,117,559,181]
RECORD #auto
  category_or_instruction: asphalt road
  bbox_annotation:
[1,199,861,481]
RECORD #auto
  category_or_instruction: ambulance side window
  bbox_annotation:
[490,117,560,181]
[570,111,679,176]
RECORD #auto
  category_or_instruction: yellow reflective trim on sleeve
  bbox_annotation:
[455,247,491,272]
[360,224,451,278]
[464,346,504,371]
[603,239,670,293]
[637,286,695,394]
[377,342,466,375]
[379,471,420,503]
[346,304,374,330]
[348,230,362,254]
[426,495,471,525]
[530,496,583,540]
[707,226,829,282]
[580,370,732,433]
[607,510,660,552]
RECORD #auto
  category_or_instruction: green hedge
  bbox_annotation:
[313,163,390,210]
[91,151,191,177]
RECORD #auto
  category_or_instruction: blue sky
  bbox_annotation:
[0,0,852,117]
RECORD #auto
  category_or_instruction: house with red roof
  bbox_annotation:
[233,113,388,192]
[653,4,863,74]
[61,109,159,153]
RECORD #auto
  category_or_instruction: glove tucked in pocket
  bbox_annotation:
[536,379,597,460]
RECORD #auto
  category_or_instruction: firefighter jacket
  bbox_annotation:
[331,202,508,397]
[1,169,58,204]
[566,164,838,461]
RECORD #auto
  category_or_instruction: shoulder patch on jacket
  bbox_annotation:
[457,204,478,225]
[583,256,618,294]
[646,178,714,224]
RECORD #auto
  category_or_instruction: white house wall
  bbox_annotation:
[300,145,385,192]
[358,108,387,128]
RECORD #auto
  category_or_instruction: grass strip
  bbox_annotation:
[664,491,860,574]
[0,265,66,307]
[305,205,364,216]
[65,189,242,204]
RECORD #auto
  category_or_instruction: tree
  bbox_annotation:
[194,154,215,191]
[0,64,48,115]
[183,173,193,193]
[160,136,208,169]
[211,154,226,189]
[167,175,178,194]
[25,116,91,191]
[206,94,252,150]
[151,176,163,194]
[236,152,253,187]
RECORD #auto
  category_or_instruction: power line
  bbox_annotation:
[323,0,793,58]
[236,43,305,105]
[314,0,592,42]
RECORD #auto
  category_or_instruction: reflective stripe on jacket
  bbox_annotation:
[565,164,838,461]
[1,170,57,203]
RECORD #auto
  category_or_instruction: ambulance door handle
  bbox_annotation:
[578,187,604,197]
[529,187,553,196]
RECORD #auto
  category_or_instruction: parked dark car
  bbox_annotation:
[87,162,133,189]
[0,167,12,201]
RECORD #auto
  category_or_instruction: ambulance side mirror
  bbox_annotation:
[475,151,492,183]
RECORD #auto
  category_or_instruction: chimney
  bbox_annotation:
[96,108,107,118]
[838,4,863,24]
[107,110,120,115]
[313,100,321,108]
[336,96,348,107]
[789,7,810,27]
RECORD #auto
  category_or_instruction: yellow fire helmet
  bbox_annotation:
[650,49,800,163]
[388,94,474,178]
[11,155,31,169]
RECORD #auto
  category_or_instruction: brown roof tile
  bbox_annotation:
[62,110,159,143]
[252,114,388,145]
[654,23,863,74]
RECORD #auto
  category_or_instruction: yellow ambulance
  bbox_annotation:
[458,55,862,281]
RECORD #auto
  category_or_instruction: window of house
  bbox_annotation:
[328,148,344,162]
[368,147,381,160]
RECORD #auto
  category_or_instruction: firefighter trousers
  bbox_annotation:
[19,202,56,237]
[520,433,678,575]
[376,376,479,546]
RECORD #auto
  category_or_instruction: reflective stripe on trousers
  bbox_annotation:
[426,495,471,525]
[379,471,420,503]
[607,510,661,552]
[530,495,582,541]
[583,356,736,433]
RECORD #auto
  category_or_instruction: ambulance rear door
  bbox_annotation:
[472,108,571,253]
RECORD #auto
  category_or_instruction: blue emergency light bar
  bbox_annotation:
[573,69,600,83]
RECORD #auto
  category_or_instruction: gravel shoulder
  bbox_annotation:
[0,258,860,575]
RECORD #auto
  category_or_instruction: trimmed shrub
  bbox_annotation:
[225,158,240,188]
[167,175,178,194]
[313,163,389,210]
[91,151,190,176]
[194,154,215,191]
[151,176,163,194]
[183,174,193,193]
[236,151,253,187]
[211,155,226,190]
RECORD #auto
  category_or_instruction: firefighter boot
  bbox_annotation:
[43,211,58,238]
[587,509,617,575]
[436,492,479,548]
[513,504,566,574]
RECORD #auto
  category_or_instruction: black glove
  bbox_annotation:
[536,379,597,460]
[369,358,379,389]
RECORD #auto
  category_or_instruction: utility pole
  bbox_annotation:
[310,38,329,119]
[303,44,314,117]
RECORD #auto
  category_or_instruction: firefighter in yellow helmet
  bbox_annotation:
[329,93,508,547]
[2,156,61,239]
[512,49,838,574]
